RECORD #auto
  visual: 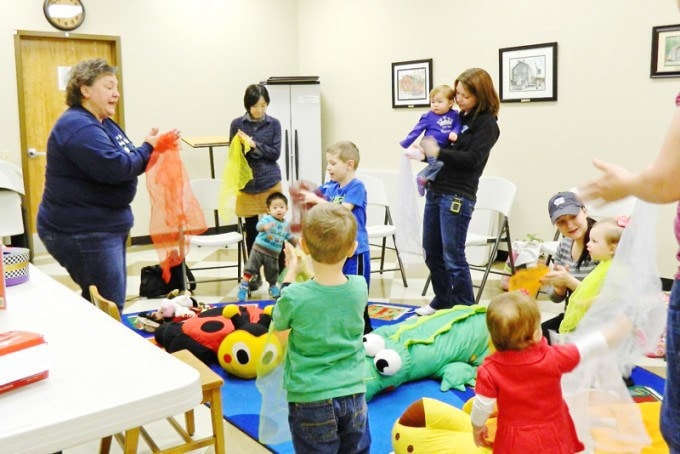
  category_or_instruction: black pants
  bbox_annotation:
[541,313,564,345]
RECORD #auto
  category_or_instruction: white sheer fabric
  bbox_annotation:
[562,200,667,452]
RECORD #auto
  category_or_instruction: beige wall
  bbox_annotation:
[298,0,680,278]
[2,0,680,277]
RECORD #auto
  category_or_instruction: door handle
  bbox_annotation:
[28,148,46,158]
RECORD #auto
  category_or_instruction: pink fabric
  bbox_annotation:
[288,180,320,234]
[475,339,584,453]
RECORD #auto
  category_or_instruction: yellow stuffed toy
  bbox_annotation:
[391,397,496,454]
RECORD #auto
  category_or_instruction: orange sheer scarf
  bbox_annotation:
[146,133,207,282]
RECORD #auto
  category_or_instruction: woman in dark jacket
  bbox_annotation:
[414,68,501,316]
[229,84,282,290]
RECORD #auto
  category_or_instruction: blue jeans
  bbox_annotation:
[422,191,475,308]
[662,280,680,452]
[38,228,128,314]
[288,393,371,454]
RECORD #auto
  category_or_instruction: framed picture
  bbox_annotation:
[499,42,557,102]
[651,24,680,78]
[391,59,433,108]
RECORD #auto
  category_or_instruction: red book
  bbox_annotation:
[0,331,49,394]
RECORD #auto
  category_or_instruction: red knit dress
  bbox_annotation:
[475,338,584,453]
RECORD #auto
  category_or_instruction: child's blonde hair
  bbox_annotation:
[486,291,541,351]
[326,141,360,170]
[302,203,357,264]
[430,84,455,102]
[593,217,626,249]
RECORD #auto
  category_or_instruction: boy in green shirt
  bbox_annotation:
[272,203,370,453]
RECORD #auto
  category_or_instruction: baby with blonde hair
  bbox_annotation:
[400,84,461,196]
[559,217,626,334]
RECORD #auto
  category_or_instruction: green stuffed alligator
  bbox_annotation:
[363,305,490,401]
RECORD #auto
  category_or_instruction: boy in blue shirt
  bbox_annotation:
[273,203,370,453]
[299,141,373,332]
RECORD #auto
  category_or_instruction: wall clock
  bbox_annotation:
[43,0,85,31]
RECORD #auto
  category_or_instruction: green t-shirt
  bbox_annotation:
[272,275,368,403]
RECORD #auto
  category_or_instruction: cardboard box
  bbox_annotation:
[0,331,49,394]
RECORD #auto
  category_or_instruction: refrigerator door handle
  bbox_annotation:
[283,129,290,181]
[294,129,300,182]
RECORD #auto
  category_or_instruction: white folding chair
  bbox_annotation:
[187,178,246,284]
[421,176,517,303]
[359,173,408,287]
[0,161,26,246]
[0,191,24,241]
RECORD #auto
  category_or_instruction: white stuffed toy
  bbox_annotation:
[156,289,195,320]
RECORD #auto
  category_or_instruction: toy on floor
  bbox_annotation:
[135,289,199,332]
[156,289,197,320]
[391,397,496,454]
[362,305,490,401]
[154,303,278,378]
[218,304,282,378]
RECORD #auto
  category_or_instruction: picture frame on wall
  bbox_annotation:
[499,42,557,103]
[391,59,433,108]
[651,24,680,78]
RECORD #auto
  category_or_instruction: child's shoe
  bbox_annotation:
[269,285,280,299]
[237,281,249,302]
[416,176,427,197]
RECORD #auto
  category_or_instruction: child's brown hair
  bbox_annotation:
[326,141,360,170]
[302,203,356,264]
[486,291,541,351]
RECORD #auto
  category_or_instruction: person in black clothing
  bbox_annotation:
[411,68,501,316]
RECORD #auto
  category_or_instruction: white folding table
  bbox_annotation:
[0,265,202,453]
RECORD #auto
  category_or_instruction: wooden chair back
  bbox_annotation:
[88,285,122,322]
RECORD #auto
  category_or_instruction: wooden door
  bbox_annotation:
[14,31,123,249]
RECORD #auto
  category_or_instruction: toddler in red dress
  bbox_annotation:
[471,291,630,452]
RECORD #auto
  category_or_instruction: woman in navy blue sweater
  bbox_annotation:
[37,58,175,313]
[230,84,282,290]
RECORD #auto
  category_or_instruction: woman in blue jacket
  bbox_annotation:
[37,58,174,313]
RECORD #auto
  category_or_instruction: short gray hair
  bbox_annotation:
[65,58,116,107]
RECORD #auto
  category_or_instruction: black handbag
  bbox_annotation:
[139,262,196,298]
